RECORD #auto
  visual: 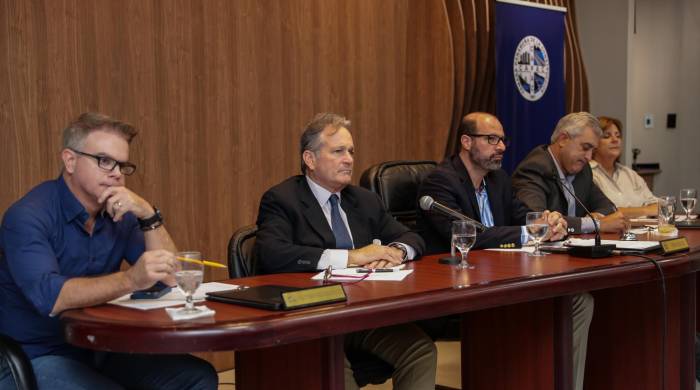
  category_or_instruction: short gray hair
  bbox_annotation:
[299,113,351,173]
[550,112,602,143]
[63,112,138,150]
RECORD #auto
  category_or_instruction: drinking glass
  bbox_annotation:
[657,196,676,234]
[620,217,636,241]
[174,251,204,314]
[679,188,697,222]
[452,221,476,270]
[526,211,549,256]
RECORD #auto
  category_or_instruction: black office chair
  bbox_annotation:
[227,224,259,279]
[0,333,37,390]
[227,225,394,386]
[361,159,462,369]
[359,160,437,230]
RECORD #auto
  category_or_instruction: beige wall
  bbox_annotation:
[576,0,629,136]
[577,0,700,196]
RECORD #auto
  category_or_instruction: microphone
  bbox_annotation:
[419,196,487,231]
[550,174,614,258]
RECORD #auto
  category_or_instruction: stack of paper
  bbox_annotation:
[566,238,660,252]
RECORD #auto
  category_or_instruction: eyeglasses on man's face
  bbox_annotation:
[70,149,137,176]
[467,133,510,146]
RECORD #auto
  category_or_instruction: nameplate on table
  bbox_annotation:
[660,237,689,255]
[282,284,347,310]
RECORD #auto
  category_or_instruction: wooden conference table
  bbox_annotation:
[62,230,700,390]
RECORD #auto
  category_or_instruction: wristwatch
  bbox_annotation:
[388,243,408,261]
[138,207,164,231]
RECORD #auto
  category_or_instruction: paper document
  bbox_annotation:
[565,238,660,251]
[109,282,239,310]
[311,265,413,282]
[486,246,535,253]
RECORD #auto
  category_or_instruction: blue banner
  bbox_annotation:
[495,0,566,173]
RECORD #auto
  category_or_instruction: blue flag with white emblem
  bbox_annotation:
[495,0,567,173]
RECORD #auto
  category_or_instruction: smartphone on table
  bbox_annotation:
[130,282,172,299]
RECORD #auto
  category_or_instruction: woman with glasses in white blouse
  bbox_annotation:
[590,116,657,217]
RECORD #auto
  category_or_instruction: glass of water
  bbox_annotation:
[657,196,676,234]
[452,220,476,270]
[526,211,549,256]
[174,251,204,314]
[679,188,697,223]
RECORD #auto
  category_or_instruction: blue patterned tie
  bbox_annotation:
[329,194,353,249]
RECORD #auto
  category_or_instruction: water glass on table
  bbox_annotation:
[526,211,549,256]
[174,251,204,314]
[452,220,476,270]
[679,188,697,223]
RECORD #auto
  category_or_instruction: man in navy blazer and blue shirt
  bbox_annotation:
[254,113,436,390]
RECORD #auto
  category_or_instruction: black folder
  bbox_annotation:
[205,285,303,311]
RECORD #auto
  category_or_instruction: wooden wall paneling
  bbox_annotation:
[443,0,465,157]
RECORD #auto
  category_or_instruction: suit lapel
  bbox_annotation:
[572,171,589,216]
[297,178,336,247]
[540,148,569,212]
[451,155,482,222]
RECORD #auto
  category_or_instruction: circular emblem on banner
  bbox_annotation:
[513,35,550,101]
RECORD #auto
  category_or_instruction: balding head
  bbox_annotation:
[460,112,502,138]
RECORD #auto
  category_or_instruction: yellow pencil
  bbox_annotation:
[176,256,228,269]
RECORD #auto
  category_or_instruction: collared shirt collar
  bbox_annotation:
[589,160,619,180]
[306,175,341,206]
[547,146,575,184]
[57,175,90,225]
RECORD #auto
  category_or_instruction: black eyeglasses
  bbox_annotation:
[467,133,510,146]
[70,149,137,176]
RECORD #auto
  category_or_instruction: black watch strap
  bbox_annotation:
[388,243,408,261]
[138,207,164,231]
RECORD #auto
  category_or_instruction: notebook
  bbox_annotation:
[206,285,302,310]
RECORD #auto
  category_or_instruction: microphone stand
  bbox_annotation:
[552,174,615,258]
[419,196,485,265]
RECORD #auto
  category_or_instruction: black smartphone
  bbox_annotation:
[130,282,172,299]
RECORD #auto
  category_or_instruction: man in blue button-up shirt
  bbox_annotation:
[0,113,216,389]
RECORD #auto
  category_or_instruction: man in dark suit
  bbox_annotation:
[417,112,566,253]
[254,113,436,390]
[512,112,625,234]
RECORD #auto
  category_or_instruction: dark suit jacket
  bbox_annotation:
[511,145,615,233]
[254,175,425,274]
[416,154,528,253]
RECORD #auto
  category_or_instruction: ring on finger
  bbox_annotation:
[115,201,122,209]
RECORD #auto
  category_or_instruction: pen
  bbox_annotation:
[356,268,395,273]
